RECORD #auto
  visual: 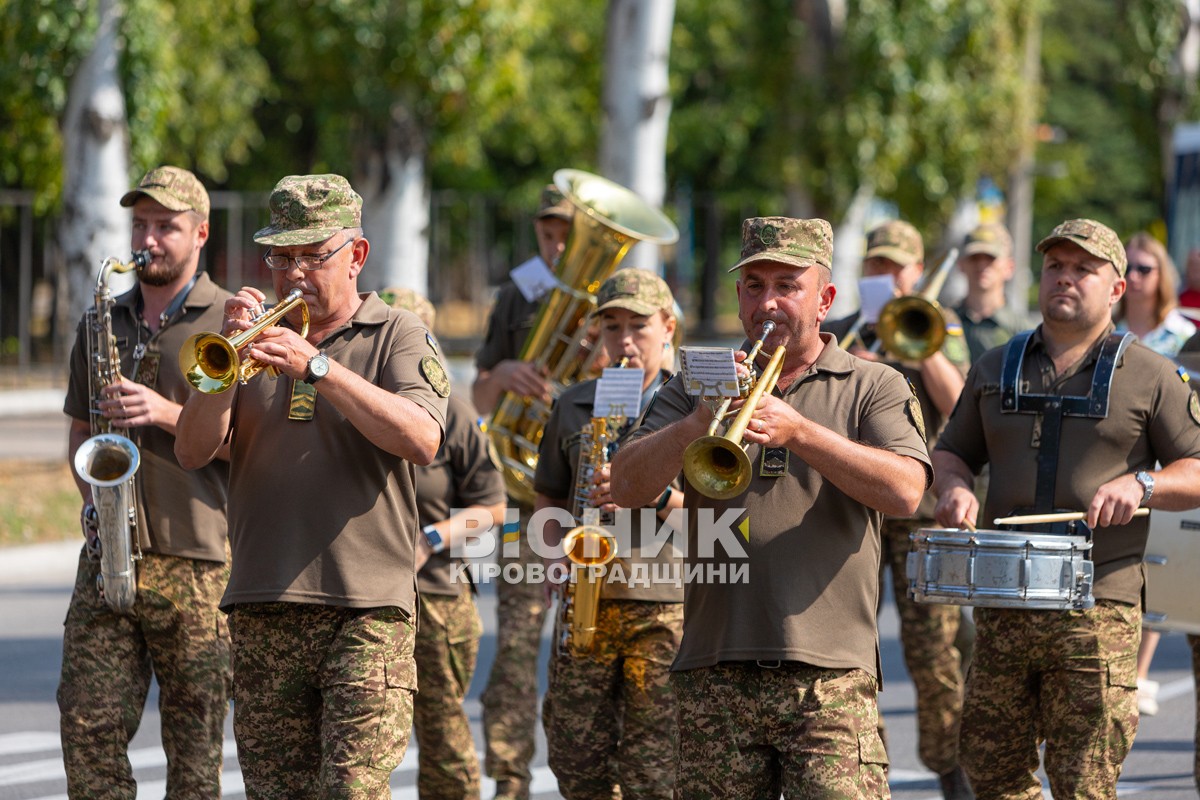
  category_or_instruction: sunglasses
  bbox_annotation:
[1128,263,1157,276]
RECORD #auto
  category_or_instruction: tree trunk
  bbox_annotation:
[599,0,676,273]
[787,0,845,221]
[357,104,429,297]
[60,0,131,323]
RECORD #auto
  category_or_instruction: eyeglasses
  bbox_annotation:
[1128,263,1157,276]
[263,236,355,271]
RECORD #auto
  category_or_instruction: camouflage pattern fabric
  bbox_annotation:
[253,173,363,247]
[414,591,483,800]
[542,600,683,800]
[881,518,965,776]
[228,603,416,800]
[671,662,889,799]
[481,530,548,800]
[960,601,1140,798]
[58,549,231,799]
[119,165,210,219]
[728,216,834,273]
[593,269,674,318]
[1035,218,1127,277]
[864,219,924,266]
[1192,634,1200,791]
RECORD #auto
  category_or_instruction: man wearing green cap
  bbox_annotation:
[533,268,685,800]
[474,183,576,800]
[59,165,233,799]
[823,218,974,799]
[953,222,1030,363]
[612,217,931,796]
[176,173,449,798]
[933,218,1200,797]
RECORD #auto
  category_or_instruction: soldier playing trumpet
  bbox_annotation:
[612,217,931,797]
[60,166,234,799]
[534,269,685,800]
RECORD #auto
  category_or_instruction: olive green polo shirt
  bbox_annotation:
[475,280,540,371]
[952,302,1031,364]
[221,294,449,613]
[935,325,1200,604]
[823,308,970,518]
[630,334,932,676]
[65,272,232,563]
[414,394,506,596]
[534,373,685,603]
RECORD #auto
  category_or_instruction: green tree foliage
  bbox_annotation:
[1035,0,1187,240]
[0,0,269,210]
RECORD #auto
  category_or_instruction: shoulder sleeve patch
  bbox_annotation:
[1177,365,1190,384]
[907,394,926,440]
[420,354,451,397]
[1189,392,1200,426]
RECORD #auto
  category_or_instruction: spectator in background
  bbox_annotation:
[1179,247,1200,315]
[1115,232,1196,359]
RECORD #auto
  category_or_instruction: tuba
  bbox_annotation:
[179,289,309,393]
[75,251,150,614]
[488,169,678,506]
[682,321,785,500]
[557,416,620,657]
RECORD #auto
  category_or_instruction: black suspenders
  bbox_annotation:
[999,330,1132,513]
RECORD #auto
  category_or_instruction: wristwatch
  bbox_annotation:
[304,350,330,384]
[422,524,446,554]
[1134,470,1155,504]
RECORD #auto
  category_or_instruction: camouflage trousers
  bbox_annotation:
[228,603,416,800]
[881,518,966,775]
[671,662,889,800]
[542,599,683,800]
[58,548,231,800]
[414,591,483,800]
[481,528,549,800]
[1191,634,1199,791]
[960,601,1140,799]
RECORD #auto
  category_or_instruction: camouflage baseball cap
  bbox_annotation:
[1035,218,1127,277]
[594,268,674,316]
[253,174,363,246]
[727,217,833,273]
[535,183,574,221]
[864,220,924,266]
[962,223,1013,259]
[120,166,209,220]
[380,286,436,328]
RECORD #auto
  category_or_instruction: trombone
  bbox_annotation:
[841,247,959,361]
[179,289,309,393]
[683,321,786,500]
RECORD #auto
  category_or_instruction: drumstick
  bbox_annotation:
[993,508,1150,526]
[960,518,977,532]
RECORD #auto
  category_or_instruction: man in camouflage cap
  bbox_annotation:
[475,180,577,800]
[60,164,233,798]
[932,217,1200,797]
[176,173,450,799]
[954,222,1030,362]
[535,266,685,800]
[612,217,931,797]
[823,217,974,799]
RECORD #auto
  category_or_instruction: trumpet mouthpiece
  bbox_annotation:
[761,320,776,336]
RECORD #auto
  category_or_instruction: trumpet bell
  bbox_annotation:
[180,332,241,394]
[683,435,753,501]
[877,296,946,362]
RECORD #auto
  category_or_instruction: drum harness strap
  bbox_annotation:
[999,329,1133,532]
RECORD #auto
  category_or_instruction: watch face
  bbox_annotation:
[310,356,330,377]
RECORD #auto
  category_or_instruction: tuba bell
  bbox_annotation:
[488,169,679,506]
[682,321,786,500]
[180,289,309,393]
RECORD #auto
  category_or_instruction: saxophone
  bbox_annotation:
[557,416,620,657]
[73,251,149,614]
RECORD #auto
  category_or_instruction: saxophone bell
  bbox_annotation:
[74,433,141,614]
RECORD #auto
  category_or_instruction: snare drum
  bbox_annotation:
[1143,509,1200,634]
[907,528,1095,610]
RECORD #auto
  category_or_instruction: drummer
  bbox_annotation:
[931,218,1200,798]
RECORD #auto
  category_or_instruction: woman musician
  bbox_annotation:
[533,268,685,800]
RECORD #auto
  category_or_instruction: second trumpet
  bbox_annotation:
[180,289,309,393]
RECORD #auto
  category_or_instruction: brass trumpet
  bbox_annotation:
[180,289,309,393]
[683,321,786,500]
